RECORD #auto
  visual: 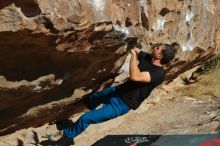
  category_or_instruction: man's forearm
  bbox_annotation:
[129,54,141,80]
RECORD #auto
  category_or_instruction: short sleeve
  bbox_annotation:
[149,69,165,83]
[138,50,151,62]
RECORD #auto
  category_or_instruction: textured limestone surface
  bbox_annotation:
[0,0,220,135]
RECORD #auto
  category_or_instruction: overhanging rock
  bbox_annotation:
[0,0,219,135]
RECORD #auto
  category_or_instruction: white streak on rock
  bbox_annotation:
[181,42,194,51]
[114,25,129,36]
[86,0,107,21]
[139,0,148,16]
[91,0,106,12]
[185,11,194,22]
[156,18,165,30]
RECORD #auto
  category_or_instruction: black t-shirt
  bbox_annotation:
[115,51,165,110]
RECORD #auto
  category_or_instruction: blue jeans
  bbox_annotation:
[63,86,130,139]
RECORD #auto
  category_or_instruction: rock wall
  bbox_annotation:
[0,0,219,135]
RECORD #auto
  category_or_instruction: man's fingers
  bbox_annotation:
[130,49,137,56]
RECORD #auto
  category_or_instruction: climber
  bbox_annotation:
[47,43,177,145]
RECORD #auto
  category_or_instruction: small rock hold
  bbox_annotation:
[67,14,83,24]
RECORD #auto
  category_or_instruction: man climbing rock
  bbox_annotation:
[48,43,176,145]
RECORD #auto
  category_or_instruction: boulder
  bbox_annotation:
[0,0,219,135]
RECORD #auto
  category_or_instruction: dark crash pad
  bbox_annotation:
[92,134,220,146]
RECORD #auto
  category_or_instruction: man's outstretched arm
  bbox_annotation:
[129,48,151,83]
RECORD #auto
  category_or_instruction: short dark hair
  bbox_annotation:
[160,43,177,65]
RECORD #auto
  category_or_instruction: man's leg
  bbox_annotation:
[63,96,129,139]
[87,86,119,110]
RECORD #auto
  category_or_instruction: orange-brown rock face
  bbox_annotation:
[0,0,219,135]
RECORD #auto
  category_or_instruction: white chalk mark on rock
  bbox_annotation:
[139,0,148,16]
[91,0,106,13]
[114,25,129,36]
[181,41,194,52]
[156,18,165,30]
[185,11,194,22]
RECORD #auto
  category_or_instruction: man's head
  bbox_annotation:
[151,43,177,65]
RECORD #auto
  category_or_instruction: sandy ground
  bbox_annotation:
[72,95,220,146]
